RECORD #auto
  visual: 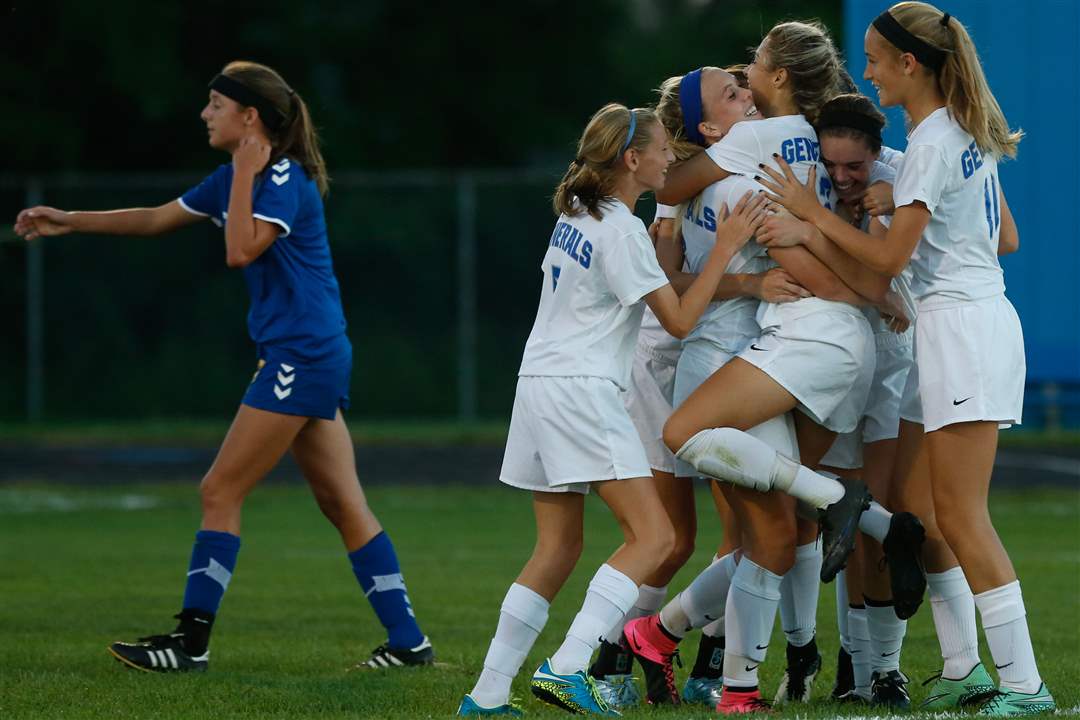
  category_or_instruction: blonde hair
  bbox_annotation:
[762,20,842,124]
[654,75,709,162]
[222,61,330,195]
[552,103,660,220]
[653,64,749,160]
[886,2,1022,158]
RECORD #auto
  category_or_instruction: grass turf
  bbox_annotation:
[0,482,1076,719]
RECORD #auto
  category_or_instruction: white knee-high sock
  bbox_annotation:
[866,600,907,674]
[549,565,638,675]
[779,542,822,648]
[722,558,784,689]
[927,567,980,680]
[660,551,737,637]
[974,580,1042,694]
[848,605,871,699]
[858,501,892,543]
[471,583,550,708]
[676,428,844,508]
[836,570,851,652]
[603,583,667,644]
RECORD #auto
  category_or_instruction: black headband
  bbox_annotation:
[872,11,947,71]
[209,74,286,131]
[817,110,884,144]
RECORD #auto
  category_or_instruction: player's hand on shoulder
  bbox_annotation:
[233,136,272,177]
[862,181,895,217]
[14,206,72,240]
[714,190,767,251]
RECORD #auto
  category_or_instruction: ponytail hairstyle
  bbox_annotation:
[220,61,330,195]
[552,103,661,220]
[816,93,886,153]
[884,2,1022,158]
[761,20,843,124]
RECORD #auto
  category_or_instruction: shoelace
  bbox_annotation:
[584,674,614,713]
[662,650,683,699]
[136,632,180,644]
[921,671,943,687]
[507,694,525,713]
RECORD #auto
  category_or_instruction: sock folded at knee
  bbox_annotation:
[975,580,1043,694]
[183,530,241,616]
[927,567,980,680]
[675,427,844,508]
[779,542,822,648]
[603,583,667,644]
[866,597,907,674]
[471,583,550,708]
[349,531,424,649]
[858,501,892,543]
[550,565,638,675]
[722,558,783,689]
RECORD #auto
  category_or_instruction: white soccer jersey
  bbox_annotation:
[518,199,670,389]
[893,107,1006,307]
[860,161,917,333]
[706,115,855,328]
[707,114,835,212]
[878,145,904,172]
[681,174,774,351]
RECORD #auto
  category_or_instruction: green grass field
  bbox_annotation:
[0,482,1076,719]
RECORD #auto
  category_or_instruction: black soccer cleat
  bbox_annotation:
[819,478,872,582]
[870,669,911,709]
[882,512,927,619]
[831,647,855,700]
[589,638,633,679]
[361,636,435,669]
[108,632,209,673]
[774,640,822,703]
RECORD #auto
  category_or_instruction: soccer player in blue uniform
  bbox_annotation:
[14,61,433,673]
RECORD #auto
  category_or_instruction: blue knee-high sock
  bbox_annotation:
[348,531,424,649]
[182,530,241,615]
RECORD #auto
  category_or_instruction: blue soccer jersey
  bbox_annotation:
[179,157,350,363]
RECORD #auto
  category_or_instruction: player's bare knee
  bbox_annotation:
[662,417,694,454]
[199,473,241,514]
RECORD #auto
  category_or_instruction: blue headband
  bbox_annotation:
[621,109,637,153]
[679,69,705,146]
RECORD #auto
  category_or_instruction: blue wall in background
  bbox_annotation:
[843,0,1080,391]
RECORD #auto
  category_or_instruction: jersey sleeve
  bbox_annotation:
[178,165,229,218]
[603,229,671,307]
[705,122,762,176]
[892,144,949,214]
[868,161,897,186]
[252,157,302,236]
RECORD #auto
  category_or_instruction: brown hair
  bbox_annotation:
[552,103,661,220]
[761,20,842,124]
[816,94,886,153]
[885,2,1022,157]
[221,61,330,195]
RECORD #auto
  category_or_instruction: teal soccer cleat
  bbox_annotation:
[457,694,524,717]
[531,659,621,716]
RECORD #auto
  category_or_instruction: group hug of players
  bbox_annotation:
[459,2,1052,717]
[11,0,1052,717]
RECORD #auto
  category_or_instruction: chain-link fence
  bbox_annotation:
[2,173,1077,427]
